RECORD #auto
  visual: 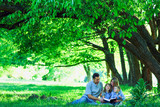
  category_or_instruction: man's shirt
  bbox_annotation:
[83,80,103,98]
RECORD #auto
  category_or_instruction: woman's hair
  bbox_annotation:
[110,77,119,87]
[117,86,121,90]
[103,83,112,93]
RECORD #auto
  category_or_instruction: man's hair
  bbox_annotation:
[92,73,99,79]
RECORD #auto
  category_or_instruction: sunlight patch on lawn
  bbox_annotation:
[0,90,37,95]
[0,79,87,86]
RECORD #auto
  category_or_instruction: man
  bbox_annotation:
[70,73,103,104]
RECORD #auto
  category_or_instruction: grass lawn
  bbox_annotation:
[0,80,159,107]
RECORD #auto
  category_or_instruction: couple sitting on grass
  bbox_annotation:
[69,73,125,106]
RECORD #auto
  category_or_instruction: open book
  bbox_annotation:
[103,98,116,103]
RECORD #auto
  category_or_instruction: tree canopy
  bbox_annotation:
[1,0,160,83]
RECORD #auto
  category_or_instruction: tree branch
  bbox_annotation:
[54,59,106,67]
[0,12,11,18]
[0,8,77,29]
[108,29,142,61]
[0,19,27,29]
[0,5,23,13]
[82,40,105,51]
[119,14,160,63]
[34,59,106,67]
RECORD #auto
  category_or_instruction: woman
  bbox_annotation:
[110,77,119,90]
[110,77,125,105]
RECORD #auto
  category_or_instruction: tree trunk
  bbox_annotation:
[126,49,136,86]
[110,41,115,78]
[119,46,127,84]
[104,55,123,84]
[144,56,160,83]
[132,54,141,82]
[126,49,141,86]
[158,79,160,93]
[111,29,160,87]
[106,63,111,78]
[142,66,152,90]
[146,69,152,90]
[100,35,123,84]
[83,64,91,82]
[157,27,160,92]
[142,57,160,91]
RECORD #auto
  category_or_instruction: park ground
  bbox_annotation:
[0,79,160,107]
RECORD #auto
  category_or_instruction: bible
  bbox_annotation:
[103,98,116,103]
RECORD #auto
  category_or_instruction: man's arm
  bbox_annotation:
[88,94,102,101]
[99,82,103,98]
[99,92,103,97]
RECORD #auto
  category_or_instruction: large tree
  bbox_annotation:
[1,0,160,86]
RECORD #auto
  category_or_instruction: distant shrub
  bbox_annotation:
[7,74,13,78]
[42,74,48,80]
[42,67,61,81]
[32,74,38,80]
[18,76,23,79]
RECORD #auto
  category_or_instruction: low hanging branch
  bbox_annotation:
[0,5,23,13]
[82,40,105,51]
[54,59,106,67]
[35,59,106,67]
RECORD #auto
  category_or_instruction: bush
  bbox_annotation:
[42,74,48,80]
[127,78,148,106]
[42,67,61,81]
[158,83,160,94]
[32,74,38,80]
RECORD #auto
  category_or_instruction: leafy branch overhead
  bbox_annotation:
[1,0,160,83]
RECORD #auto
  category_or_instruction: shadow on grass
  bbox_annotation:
[0,83,85,95]
[0,82,86,106]
[0,82,159,106]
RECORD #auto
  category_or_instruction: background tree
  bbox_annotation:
[119,46,127,84]
[0,0,160,89]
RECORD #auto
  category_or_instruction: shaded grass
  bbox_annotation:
[0,82,159,107]
[0,82,86,106]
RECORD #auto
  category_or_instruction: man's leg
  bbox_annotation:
[70,96,87,104]
[86,96,98,105]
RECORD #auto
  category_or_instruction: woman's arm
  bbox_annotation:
[119,90,125,101]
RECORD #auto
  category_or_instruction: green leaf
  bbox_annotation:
[111,32,115,38]
[122,40,126,45]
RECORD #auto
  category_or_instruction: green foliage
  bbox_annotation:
[158,83,160,94]
[1,0,160,67]
[153,83,160,94]
[42,67,63,81]
[128,78,148,106]
[0,30,18,66]
[105,77,111,84]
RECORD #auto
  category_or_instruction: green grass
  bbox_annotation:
[0,82,86,106]
[0,82,88,107]
[0,81,159,107]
